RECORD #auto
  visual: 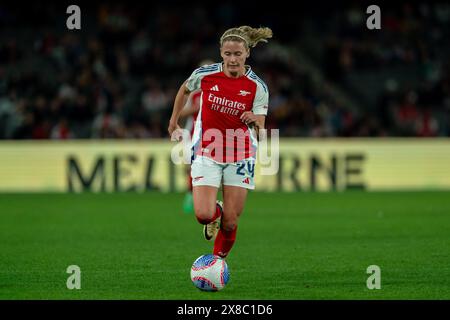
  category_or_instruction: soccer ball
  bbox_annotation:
[190,254,230,291]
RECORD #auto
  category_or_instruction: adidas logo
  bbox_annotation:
[210,85,219,91]
[242,177,250,184]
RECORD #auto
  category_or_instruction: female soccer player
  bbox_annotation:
[168,26,272,258]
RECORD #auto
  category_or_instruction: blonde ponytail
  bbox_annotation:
[220,26,273,49]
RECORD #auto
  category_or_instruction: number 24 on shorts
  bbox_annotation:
[236,161,255,178]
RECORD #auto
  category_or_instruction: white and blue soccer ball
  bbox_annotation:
[190,254,230,291]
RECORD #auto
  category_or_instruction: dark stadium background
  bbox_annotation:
[0,0,449,302]
[1,1,448,139]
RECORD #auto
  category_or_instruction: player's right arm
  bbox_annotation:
[169,64,216,138]
[178,91,200,119]
[168,81,191,138]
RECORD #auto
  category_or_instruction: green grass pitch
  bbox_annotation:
[0,191,449,299]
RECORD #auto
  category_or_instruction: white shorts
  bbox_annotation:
[191,156,255,190]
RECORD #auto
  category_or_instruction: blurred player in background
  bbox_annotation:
[179,60,214,214]
[168,26,272,258]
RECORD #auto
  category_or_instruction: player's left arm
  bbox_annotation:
[254,115,265,138]
[240,112,265,130]
[240,112,265,140]
[241,79,269,136]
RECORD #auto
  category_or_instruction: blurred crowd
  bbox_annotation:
[319,2,450,136]
[0,1,448,139]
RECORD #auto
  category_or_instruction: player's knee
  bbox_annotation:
[195,207,215,224]
[221,220,237,232]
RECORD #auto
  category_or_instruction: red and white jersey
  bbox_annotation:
[186,63,269,163]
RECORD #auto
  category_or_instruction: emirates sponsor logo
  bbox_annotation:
[208,93,246,110]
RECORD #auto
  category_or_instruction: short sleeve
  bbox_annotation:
[252,82,269,116]
[185,68,202,92]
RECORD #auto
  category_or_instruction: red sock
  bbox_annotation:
[196,202,222,225]
[213,226,237,258]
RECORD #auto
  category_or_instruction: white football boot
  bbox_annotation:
[203,200,223,241]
